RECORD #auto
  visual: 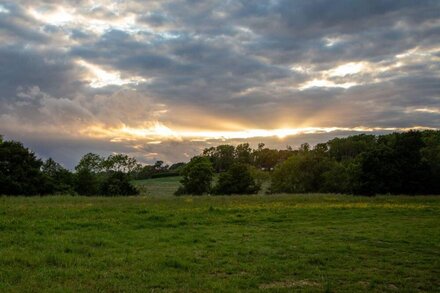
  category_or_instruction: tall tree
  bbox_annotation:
[0,139,48,195]
[175,156,214,195]
[75,153,104,173]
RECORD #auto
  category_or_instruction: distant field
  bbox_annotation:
[132,176,183,196]
[0,194,439,292]
[132,176,270,196]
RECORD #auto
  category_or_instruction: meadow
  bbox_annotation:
[0,177,439,292]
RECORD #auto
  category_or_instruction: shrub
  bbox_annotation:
[99,171,139,196]
[74,168,100,196]
[175,156,214,195]
[213,163,260,195]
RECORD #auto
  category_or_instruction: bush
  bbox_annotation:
[99,171,139,196]
[213,163,260,195]
[74,168,100,196]
[175,156,214,195]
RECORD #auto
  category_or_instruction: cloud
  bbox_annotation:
[0,0,439,167]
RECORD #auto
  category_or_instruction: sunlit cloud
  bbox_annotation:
[1,0,439,167]
[328,62,365,77]
[79,123,435,143]
[299,79,359,90]
[407,107,440,114]
[26,3,173,37]
[0,4,10,14]
[29,7,75,26]
[323,36,344,47]
[76,60,148,88]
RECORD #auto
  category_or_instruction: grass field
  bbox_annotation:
[0,179,439,292]
[132,176,183,196]
[132,176,270,196]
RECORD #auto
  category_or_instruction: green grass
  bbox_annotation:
[0,194,439,292]
[132,176,183,196]
[132,175,270,196]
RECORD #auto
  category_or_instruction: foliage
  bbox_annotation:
[74,168,100,196]
[134,165,156,179]
[133,161,185,180]
[0,139,48,195]
[73,153,141,196]
[353,131,430,195]
[175,156,214,195]
[203,145,235,172]
[75,153,104,173]
[421,130,440,192]
[3,130,440,196]
[41,158,74,194]
[248,165,270,188]
[253,143,281,170]
[213,163,260,195]
[327,134,376,161]
[270,130,440,195]
[235,143,253,164]
[101,154,140,174]
[320,161,354,194]
[99,171,139,196]
[271,150,334,193]
[169,162,186,172]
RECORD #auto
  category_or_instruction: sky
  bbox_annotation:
[0,0,439,168]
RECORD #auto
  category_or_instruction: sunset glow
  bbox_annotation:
[1,1,438,167]
[80,123,434,143]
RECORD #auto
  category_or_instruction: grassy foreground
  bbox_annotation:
[0,194,439,292]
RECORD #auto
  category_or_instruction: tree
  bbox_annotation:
[154,160,165,171]
[75,153,104,173]
[134,165,155,179]
[321,161,353,194]
[175,156,214,195]
[213,163,260,195]
[421,130,440,193]
[99,171,139,196]
[0,139,48,195]
[271,151,334,193]
[74,153,140,195]
[74,153,103,195]
[41,158,74,194]
[353,145,398,196]
[203,145,235,172]
[253,146,279,170]
[169,162,186,172]
[74,168,100,195]
[328,134,376,161]
[354,131,429,195]
[102,154,139,174]
[235,143,253,164]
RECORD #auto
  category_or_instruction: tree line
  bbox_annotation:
[176,130,440,196]
[1,130,440,196]
[0,133,191,196]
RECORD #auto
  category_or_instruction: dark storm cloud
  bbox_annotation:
[0,0,439,166]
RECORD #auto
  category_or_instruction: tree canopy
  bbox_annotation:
[175,156,214,195]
